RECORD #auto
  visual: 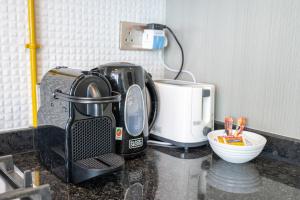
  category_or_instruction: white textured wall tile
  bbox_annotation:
[0,0,30,130]
[0,0,166,130]
[166,0,300,139]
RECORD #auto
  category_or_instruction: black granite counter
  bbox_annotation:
[12,146,300,200]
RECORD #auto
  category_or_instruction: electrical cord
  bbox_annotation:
[160,51,196,83]
[164,26,184,80]
[145,23,187,81]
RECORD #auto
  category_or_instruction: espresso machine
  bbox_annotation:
[37,67,125,183]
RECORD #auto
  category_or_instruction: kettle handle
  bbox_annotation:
[53,89,121,104]
[145,72,159,131]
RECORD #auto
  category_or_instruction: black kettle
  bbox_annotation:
[92,62,158,156]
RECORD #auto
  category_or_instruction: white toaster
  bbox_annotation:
[150,80,215,149]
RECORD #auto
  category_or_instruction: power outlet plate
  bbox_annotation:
[119,21,146,50]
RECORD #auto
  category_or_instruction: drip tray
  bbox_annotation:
[72,153,125,183]
[76,153,124,169]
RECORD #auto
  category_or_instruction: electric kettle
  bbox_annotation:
[92,62,158,157]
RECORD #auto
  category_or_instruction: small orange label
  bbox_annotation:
[218,136,245,146]
[115,127,123,140]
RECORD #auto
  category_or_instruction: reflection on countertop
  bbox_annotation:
[12,146,300,200]
[206,159,261,194]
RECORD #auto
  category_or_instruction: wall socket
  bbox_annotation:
[119,21,146,50]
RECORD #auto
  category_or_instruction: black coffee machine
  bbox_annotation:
[37,67,125,183]
[92,63,158,157]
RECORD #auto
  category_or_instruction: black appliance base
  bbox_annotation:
[150,134,208,149]
[119,149,147,159]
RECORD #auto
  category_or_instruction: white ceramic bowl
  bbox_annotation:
[207,130,267,163]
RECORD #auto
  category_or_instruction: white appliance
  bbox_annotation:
[150,80,215,149]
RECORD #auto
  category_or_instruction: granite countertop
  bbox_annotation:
[12,146,300,200]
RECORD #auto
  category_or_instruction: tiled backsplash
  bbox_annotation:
[0,0,166,130]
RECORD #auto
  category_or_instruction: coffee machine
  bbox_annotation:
[37,67,125,183]
[92,63,158,157]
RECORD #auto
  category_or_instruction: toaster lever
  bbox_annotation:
[202,89,210,97]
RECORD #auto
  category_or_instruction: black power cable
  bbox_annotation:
[145,23,184,80]
[164,26,184,80]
